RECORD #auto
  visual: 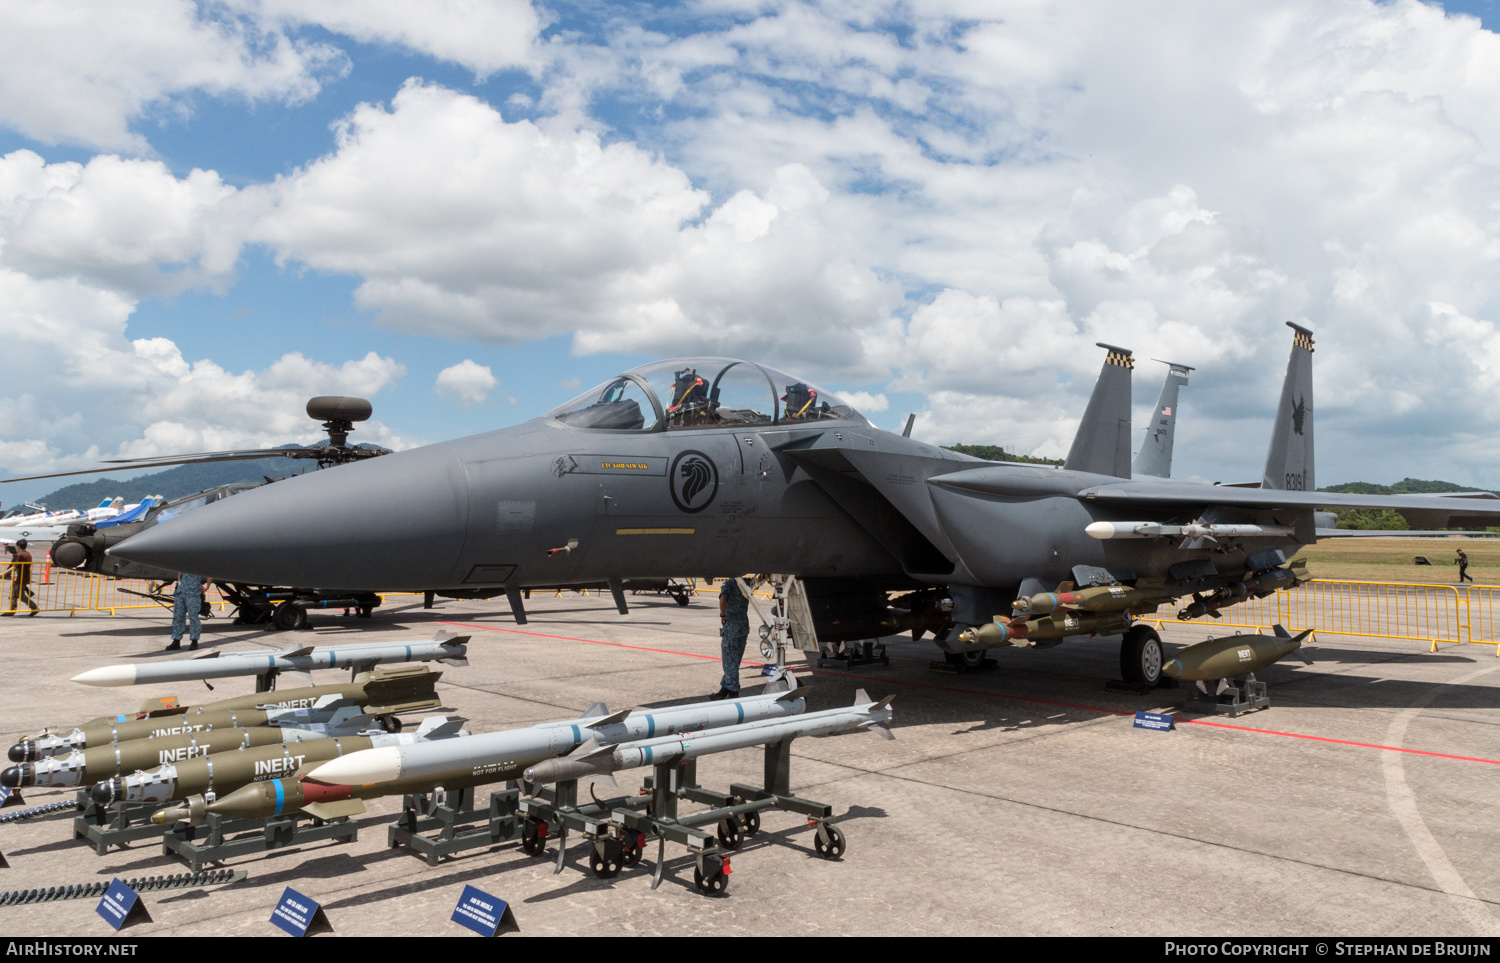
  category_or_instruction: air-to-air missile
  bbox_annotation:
[165,687,810,825]
[523,691,895,785]
[2,706,402,789]
[68,632,469,688]
[11,664,443,760]
[1161,626,1313,683]
[94,715,468,809]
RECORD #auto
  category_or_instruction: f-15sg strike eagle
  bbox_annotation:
[102,325,1500,685]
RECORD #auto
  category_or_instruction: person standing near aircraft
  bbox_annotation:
[2,540,38,616]
[711,579,750,700]
[1456,548,1474,583]
[166,572,211,650]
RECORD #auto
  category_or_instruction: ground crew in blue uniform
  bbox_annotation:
[166,572,211,650]
[711,578,750,699]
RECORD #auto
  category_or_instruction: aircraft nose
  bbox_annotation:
[111,445,470,590]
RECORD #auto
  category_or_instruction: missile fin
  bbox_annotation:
[870,724,895,741]
[303,799,365,821]
[189,651,220,660]
[582,702,609,717]
[854,688,870,705]
[583,708,633,729]
[1273,624,1290,639]
[415,716,466,739]
[870,694,895,710]
[281,670,314,687]
[774,687,808,702]
[439,634,470,648]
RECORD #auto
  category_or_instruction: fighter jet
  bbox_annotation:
[96,328,1500,684]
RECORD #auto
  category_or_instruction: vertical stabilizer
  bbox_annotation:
[1133,360,1193,478]
[1065,343,1134,478]
[1261,323,1314,491]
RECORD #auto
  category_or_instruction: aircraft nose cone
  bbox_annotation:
[111,445,470,590]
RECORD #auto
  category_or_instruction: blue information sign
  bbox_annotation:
[1133,711,1175,732]
[451,885,518,937]
[270,887,332,937]
[96,878,149,931]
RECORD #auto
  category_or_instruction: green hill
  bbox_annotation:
[1319,478,1499,530]
[942,444,1064,467]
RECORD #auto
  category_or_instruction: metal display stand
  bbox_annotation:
[72,792,166,855]
[386,786,520,865]
[817,640,889,670]
[1186,675,1270,718]
[518,736,843,896]
[160,810,358,872]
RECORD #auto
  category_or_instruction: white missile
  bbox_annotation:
[1085,521,1295,540]
[522,691,894,785]
[70,632,470,687]
[306,686,808,787]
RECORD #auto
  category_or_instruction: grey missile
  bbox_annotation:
[194,687,810,825]
[15,664,443,760]
[1161,627,1313,682]
[70,632,469,687]
[523,690,894,785]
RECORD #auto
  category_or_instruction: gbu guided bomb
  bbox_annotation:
[180,687,808,826]
[1161,627,1313,682]
[1177,564,1305,620]
[11,664,441,761]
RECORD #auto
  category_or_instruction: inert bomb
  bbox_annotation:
[1177,565,1303,620]
[134,716,466,815]
[523,690,893,785]
[186,687,808,825]
[69,632,469,687]
[1011,583,1164,616]
[1161,627,1313,682]
[14,664,444,761]
[959,612,1132,648]
[3,710,388,789]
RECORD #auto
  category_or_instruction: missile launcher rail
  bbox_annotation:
[517,736,842,896]
[387,785,521,865]
[160,808,358,872]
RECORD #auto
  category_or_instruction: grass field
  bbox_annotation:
[1296,536,1499,584]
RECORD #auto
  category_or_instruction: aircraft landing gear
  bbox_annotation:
[944,650,988,669]
[1120,624,1164,687]
[272,601,308,632]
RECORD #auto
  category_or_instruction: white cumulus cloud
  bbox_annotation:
[434,359,498,408]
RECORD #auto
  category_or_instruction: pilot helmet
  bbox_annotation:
[781,383,817,417]
[670,368,706,408]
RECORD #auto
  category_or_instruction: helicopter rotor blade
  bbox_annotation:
[0,449,316,484]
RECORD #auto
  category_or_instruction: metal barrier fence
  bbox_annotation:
[1146,578,1496,654]
[0,562,230,616]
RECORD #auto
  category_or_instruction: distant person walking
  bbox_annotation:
[166,572,211,650]
[2,540,38,616]
[1456,548,1474,583]
[710,578,750,700]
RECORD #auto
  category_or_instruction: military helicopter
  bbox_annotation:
[5,397,390,630]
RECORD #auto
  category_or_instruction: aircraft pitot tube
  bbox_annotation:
[522,691,894,785]
[1177,562,1305,620]
[13,664,443,761]
[1161,627,1313,684]
[155,686,808,826]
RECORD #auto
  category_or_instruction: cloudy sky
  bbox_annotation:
[3,0,1500,504]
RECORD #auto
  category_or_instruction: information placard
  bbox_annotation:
[270,887,333,937]
[1133,711,1175,732]
[96,879,151,931]
[451,885,519,937]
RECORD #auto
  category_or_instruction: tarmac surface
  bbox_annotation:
[0,589,1497,937]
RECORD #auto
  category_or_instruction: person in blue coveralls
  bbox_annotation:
[710,579,750,700]
[165,572,211,650]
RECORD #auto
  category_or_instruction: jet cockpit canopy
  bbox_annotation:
[547,358,861,431]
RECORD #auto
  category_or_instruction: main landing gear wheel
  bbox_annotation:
[271,601,307,632]
[944,649,987,669]
[673,592,691,607]
[693,860,729,895]
[1120,624,1164,686]
[520,818,548,856]
[716,817,743,851]
[588,840,623,879]
[813,822,846,859]
[620,831,645,867]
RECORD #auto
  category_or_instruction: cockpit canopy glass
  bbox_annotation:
[545,358,859,431]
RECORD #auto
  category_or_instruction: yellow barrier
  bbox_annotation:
[0,561,230,616]
[1147,578,1494,654]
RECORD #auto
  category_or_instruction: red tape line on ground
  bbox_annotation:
[440,620,1500,767]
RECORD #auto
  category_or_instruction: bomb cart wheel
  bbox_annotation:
[272,601,307,632]
[1120,624,1164,686]
[693,860,729,896]
[742,811,761,837]
[716,817,743,851]
[813,823,845,859]
[589,839,622,879]
[620,831,645,867]
[520,818,548,856]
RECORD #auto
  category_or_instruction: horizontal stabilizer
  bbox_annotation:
[304,799,365,821]
[583,708,633,728]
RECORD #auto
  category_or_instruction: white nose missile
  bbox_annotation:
[70,633,469,687]
[523,691,894,785]
[1085,521,1295,540]
[304,686,808,788]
